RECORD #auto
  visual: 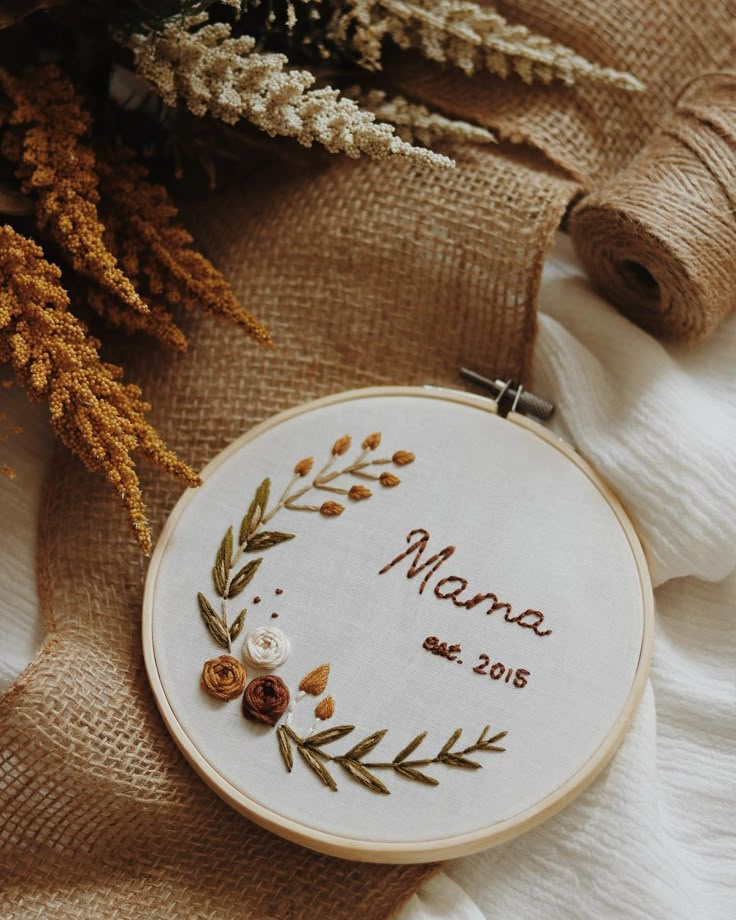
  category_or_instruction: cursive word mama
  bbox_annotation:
[379,527,552,637]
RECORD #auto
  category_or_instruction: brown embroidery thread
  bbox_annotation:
[380,527,553,637]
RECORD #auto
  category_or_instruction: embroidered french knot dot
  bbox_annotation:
[275,588,283,595]
[253,596,261,604]
[271,612,279,619]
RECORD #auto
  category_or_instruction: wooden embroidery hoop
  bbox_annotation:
[143,385,654,864]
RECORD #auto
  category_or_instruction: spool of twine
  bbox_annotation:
[570,73,736,342]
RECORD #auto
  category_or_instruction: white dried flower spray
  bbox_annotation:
[128,14,453,165]
[345,87,496,147]
[332,0,644,89]
[242,625,291,670]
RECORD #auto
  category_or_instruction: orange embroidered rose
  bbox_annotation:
[201,655,246,701]
[242,675,290,726]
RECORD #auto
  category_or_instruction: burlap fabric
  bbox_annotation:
[2,3,736,917]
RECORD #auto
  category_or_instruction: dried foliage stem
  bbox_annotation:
[0,225,199,553]
[334,0,644,88]
[128,14,453,165]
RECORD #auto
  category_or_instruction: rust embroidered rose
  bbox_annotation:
[362,432,381,451]
[242,625,291,670]
[242,675,290,726]
[201,655,246,701]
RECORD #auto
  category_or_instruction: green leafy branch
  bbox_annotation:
[198,476,295,652]
[197,432,415,650]
[276,724,507,794]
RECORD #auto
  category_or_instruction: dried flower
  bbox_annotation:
[241,625,291,670]
[332,434,351,456]
[362,432,381,450]
[348,484,371,501]
[0,225,199,553]
[333,1,644,89]
[92,141,271,348]
[201,655,246,701]
[392,450,415,465]
[242,675,290,726]
[319,500,344,516]
[129,15,452,165]
[315,696,335,720]
[346,88,496,147]
[299,663,330,695]
[294,456,314,477]
[0,66,148,316]
[379,472,401,487]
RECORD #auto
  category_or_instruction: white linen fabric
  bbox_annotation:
[1,237,734,917]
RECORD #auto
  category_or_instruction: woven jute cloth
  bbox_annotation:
[2,3,736,916]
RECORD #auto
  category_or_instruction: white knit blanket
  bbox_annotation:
[2,237,734,918]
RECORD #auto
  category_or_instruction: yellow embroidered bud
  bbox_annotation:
[300,663,330,695]
[294,456,314,477]
[348,484,372,501]
[332,434,351,456]
[315,695,335,720]
[392,450,415,466]
[362,432,381,451]
[319,501,344,516]
[379,472,400,487]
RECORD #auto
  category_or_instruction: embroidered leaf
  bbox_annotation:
[476,725,490,746]
[485,730,508,746]
[394,765,439,786]
[229,609,247,642]
[440,753,482,769]
[298,745,337,790]
[239,477,270,544]
[212,525,234,597]
[439,728,462,756]
[339,759,390,795]
[392,732,427,764]
[228,558,262,598]
[343,729,387,760]
[277,726,293,772]
[245,531,295,552]
[306,725,355,748]
[197,592,229,649]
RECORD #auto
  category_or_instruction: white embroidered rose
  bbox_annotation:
[242,626,291,670]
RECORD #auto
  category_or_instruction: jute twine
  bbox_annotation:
[569,73,736,341]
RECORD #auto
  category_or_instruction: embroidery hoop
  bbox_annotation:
[143,385,654,864]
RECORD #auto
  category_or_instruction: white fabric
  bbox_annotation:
[1,236,734,917]
[150,391,645,847]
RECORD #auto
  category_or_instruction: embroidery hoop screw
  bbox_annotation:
[459,369,555,421]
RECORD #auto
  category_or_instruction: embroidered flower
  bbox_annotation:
[319,500,344,516]
[332,434,351,456]
[362,432,381,450]
[379,472,400,487]
[201,655,246,701]
[242,675,290,726]
[348,484,371,501]
[242,625,291,670]
[392,450,415,466]
[299,663,330,695]
[315,695,335,720]
[294,456,313,477]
